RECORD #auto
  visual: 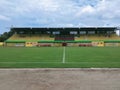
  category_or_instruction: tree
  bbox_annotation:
[0,29,14,42]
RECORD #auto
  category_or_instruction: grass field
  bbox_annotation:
[0,47,120,68]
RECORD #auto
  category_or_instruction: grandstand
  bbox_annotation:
[8,33,54,41]
[4,27,120,47]
[75,34,120,41]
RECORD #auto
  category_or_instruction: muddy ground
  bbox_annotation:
[0,68,120,90]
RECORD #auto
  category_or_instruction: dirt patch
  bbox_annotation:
[0,68,120,90]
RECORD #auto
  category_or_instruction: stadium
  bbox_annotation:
[0,27,120,68]
[3,27,120,47]
[1,27,120,90]
[1,0,120,90]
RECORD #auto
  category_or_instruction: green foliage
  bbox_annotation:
[0,30,14,42]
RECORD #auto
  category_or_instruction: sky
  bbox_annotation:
[0,0,120,34]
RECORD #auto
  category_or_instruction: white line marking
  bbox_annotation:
[62,47,66,63]
[0,62,61,64]
[0,61,119,64]
[0,59,120,64]
[0,68,120,71]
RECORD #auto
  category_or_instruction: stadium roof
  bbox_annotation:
[11,27,116,32]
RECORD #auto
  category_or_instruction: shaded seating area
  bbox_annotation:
[55,35,74,41]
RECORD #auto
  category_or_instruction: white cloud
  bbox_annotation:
[0,0,120,34]
[15,0,60,13]
[76,5,95,17]
[0,15,11,21]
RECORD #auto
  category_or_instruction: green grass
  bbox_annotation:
[0,47,120,68]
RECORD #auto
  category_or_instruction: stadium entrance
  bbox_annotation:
[62,42,67,46]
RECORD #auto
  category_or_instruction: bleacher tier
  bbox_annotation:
[8,34,54,41]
